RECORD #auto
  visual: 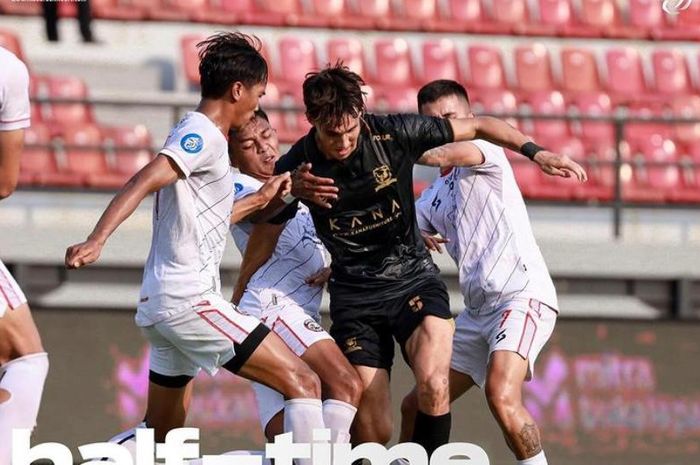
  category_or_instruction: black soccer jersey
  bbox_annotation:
[273,113,454,298]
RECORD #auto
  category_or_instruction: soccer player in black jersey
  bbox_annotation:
[264,64,586,453]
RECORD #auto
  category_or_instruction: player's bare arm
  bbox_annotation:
[65,154,181,269]
[420,231,449,254]
[305,267,331,287]
[231,173,291,224]
[231,222,285,305]
[421,118,588,181]
[0,129,24,200]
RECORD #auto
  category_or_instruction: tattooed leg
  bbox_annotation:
[485,351,544,460]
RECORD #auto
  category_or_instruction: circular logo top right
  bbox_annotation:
[662,0,693,15]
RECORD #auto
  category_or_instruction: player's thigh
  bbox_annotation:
[301,339,360,400]
[450,312,491,389]
[485,299,557,384]
[404,316,454,380]
[352,365,393,443]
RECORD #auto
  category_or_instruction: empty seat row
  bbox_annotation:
[182,35,700,106]
[4,0,699,40]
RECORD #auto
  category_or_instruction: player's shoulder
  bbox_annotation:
[468,139,509,166]
[164,112,222,155]
[0,47,29,86]
[233,172,263,192]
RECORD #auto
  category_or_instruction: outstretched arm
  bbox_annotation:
[65,154,180,268]
[231,173,291,224]
[232,222,285,305]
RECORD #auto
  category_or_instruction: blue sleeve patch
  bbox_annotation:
[180,133,204,154]
[234,183,243,194]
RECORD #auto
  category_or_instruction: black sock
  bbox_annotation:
[411,411,452,456]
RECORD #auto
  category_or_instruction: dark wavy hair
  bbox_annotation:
[197,32,268,99]
[417,79,470,109]
[303,63,366,128]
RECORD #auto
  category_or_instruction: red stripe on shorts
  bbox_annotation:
[197,309,250,345]
[517,312,538,359]
[273,316,309,350]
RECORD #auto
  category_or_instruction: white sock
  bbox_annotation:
[283,398,325,465]
[322,399,357,444]
[0,352,49,465]
[517,450,548,465]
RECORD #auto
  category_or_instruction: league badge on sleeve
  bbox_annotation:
[180,133,204,154]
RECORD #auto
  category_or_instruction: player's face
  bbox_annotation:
[419,94,473,120]
[230,116,280,179]
[232,81,267,129]
[314,114,361,161]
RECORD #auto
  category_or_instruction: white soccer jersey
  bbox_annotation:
[0,47,30,131]
[415,140,558,314]
[136,112,234,326]
[230,173,328,316]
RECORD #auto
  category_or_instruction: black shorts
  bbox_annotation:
[329,276,452,370]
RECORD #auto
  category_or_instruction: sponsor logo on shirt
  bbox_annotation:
[180,133,204,154]
[408,295,424,313]
[373,164,397,192]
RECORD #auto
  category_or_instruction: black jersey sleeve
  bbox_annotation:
[385,113,455,163]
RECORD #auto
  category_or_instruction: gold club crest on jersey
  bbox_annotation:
[373,165,397,192]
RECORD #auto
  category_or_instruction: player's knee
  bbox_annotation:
[285,364,321,399]
[328,370,363,406]
[416,373,450,409]
[485,383,519,419]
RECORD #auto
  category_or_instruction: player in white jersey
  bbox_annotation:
[65,34,325,460]
[400,80,585,465]
[0,46,50,464]
[228,110,362,444]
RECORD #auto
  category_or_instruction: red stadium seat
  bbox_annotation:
[486,0,553,35]
[522,91,569,139]
[0,29,24,62]
[374,87,420,113]
[60,125,125,188]
[575,141,616,201]
[651,50,692,96]
[570,92,614,145]
[340,0,392,30]
[372,38,416,89]
[623,136,679,202]
[471,89,519,128]
[253,0,304,26]
[560,48,601,93]
[671,95,700,144]
[625,101,672,143]
[387,0,438,31]
[604,48,647,102]
[21,125,82,188]
[326,38,366,77]
[297,0,348,28]
[628,0,664,36]
[671,142,700,202]
[195,0,254,24]
[570,0,644,38]
[537,0,574,32]
[147,0,209,22]
[44,76,93,132]
[526,137,584,199]
[511,160,545,199]
[432,0,488,33]
[421,39,460,84]
[102,125,153,187]
[466,45,507,90]
[181,34,203,87]
[0,0,41,15]
[514,44,554,93]
[90,0,149,21]
[277,37,318,92]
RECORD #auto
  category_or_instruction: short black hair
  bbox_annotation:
[228,109,270,141]
[417,79,470,110]
[197,32,268,99]
[303,63,366,128]
[254,108,269,123]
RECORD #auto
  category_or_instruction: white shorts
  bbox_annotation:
[451,298,557,389]
[0,259,27,318]
[140,295,266,378]
[240,288,332,430]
